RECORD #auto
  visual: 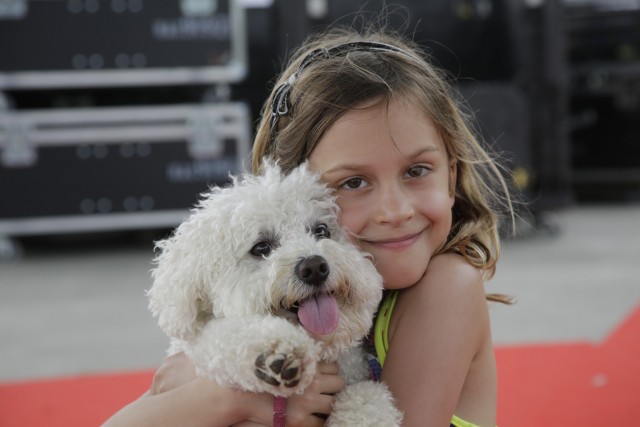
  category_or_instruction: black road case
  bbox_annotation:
[0,103,251,236]
[0,0,247,89]
[0,0,251,256]
[0,102,251,237]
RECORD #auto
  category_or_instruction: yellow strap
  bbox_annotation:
[374,290,398,367]
[451,415,482,427]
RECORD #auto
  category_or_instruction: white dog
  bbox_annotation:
[148,161,402,426]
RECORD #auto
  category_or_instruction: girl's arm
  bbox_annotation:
[382,252,496,427]
[102,353,344,427]
[101,375,262,427]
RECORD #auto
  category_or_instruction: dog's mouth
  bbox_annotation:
[281,292,339,336]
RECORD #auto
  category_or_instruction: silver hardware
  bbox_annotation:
[0,0,27,20]
[181,0,217,17]
[187,110,224,159]
[1,115,37,167]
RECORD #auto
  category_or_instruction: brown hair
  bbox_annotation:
[252,26,514,303]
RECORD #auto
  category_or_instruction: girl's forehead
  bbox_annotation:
[337,95,433,126]
[309,98,447,170]
[329,97,439,142]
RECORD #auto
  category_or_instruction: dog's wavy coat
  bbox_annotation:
[148,162,402,426]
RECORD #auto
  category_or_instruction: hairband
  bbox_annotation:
[270,41,423,130]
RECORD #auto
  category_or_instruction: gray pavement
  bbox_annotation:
[1,204,639,382]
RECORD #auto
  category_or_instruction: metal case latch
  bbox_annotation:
[0,0,28,20]
[187,110,224,159]
[1,115,37,167]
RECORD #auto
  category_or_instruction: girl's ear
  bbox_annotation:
[449,159,458,206]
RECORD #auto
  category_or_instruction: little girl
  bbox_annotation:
[103,26,513,427]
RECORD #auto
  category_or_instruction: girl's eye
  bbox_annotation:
[340,177,368,190]
[313,223,331,239]
[405,165,430,178]
[250,241,272,257]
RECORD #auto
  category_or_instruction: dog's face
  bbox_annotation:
[149,162,383,358]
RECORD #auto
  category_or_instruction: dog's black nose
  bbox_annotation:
[295,255,330,286]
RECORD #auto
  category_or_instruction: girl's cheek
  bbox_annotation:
[336,206,362,239]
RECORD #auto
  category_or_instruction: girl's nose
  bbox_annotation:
[373,185,415,226]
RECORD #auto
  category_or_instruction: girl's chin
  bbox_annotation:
[380,267,427,290]
[368,242,435,289]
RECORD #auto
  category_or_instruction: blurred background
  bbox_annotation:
[0,0,638,426]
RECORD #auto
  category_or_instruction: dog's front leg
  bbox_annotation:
[327,381,403,427]
[323,346,402,426]
[186,315,321,396]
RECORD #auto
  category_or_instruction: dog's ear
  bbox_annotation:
[147,220,214,340]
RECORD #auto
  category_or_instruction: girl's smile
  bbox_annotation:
[308,97,456,290]
[359,230,425,250]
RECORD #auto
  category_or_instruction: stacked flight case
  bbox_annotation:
[0,0,251,255]
[565,0,640,201]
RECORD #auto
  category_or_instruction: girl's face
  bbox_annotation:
[308,98,456,289]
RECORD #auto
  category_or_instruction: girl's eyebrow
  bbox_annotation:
[322,146,441,175]
[322,164,364,175]
[405,146,441,157]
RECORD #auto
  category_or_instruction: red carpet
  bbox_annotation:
[496,304,640,426]
[0,370,153,427]
[2,305,638,426]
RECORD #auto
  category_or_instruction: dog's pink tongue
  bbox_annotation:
[297,294,339,336]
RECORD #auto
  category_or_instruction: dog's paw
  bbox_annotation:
[254,351,303,388]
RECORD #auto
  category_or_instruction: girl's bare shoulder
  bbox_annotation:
[392,252,488,347]
[393,252,490,349]
[385,254,493,425]
[412,252,486,304]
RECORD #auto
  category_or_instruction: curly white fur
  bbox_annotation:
[148,162,402,426]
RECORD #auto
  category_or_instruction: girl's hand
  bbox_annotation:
[150,352,197,395]
[234,362,345,426]
[151,353,345,426]
[280,362,345,426]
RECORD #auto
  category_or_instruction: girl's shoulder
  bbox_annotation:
[391,252,489,346]
[385,253,495,425]
[421,252,486,299]
[428,251,483,274]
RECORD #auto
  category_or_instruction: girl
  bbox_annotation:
[103,25,513,427]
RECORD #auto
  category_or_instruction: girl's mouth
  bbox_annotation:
[361,231,423,250]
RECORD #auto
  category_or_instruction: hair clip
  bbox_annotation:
[270,48,330,129]
[272,77,293,117]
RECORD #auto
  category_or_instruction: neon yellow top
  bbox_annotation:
[374,291,483,427]
[374,290,398,367]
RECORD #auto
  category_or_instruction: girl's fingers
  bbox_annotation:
[286,393,335,424]
[318,373,345,395]
[313,394,336,415]
[303,416,328,427]
[314,361,345,395]
[150,352,197,394]
[316,362,340,374]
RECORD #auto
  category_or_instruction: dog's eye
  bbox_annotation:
[313,223,331,240]
[250,241,272,257]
